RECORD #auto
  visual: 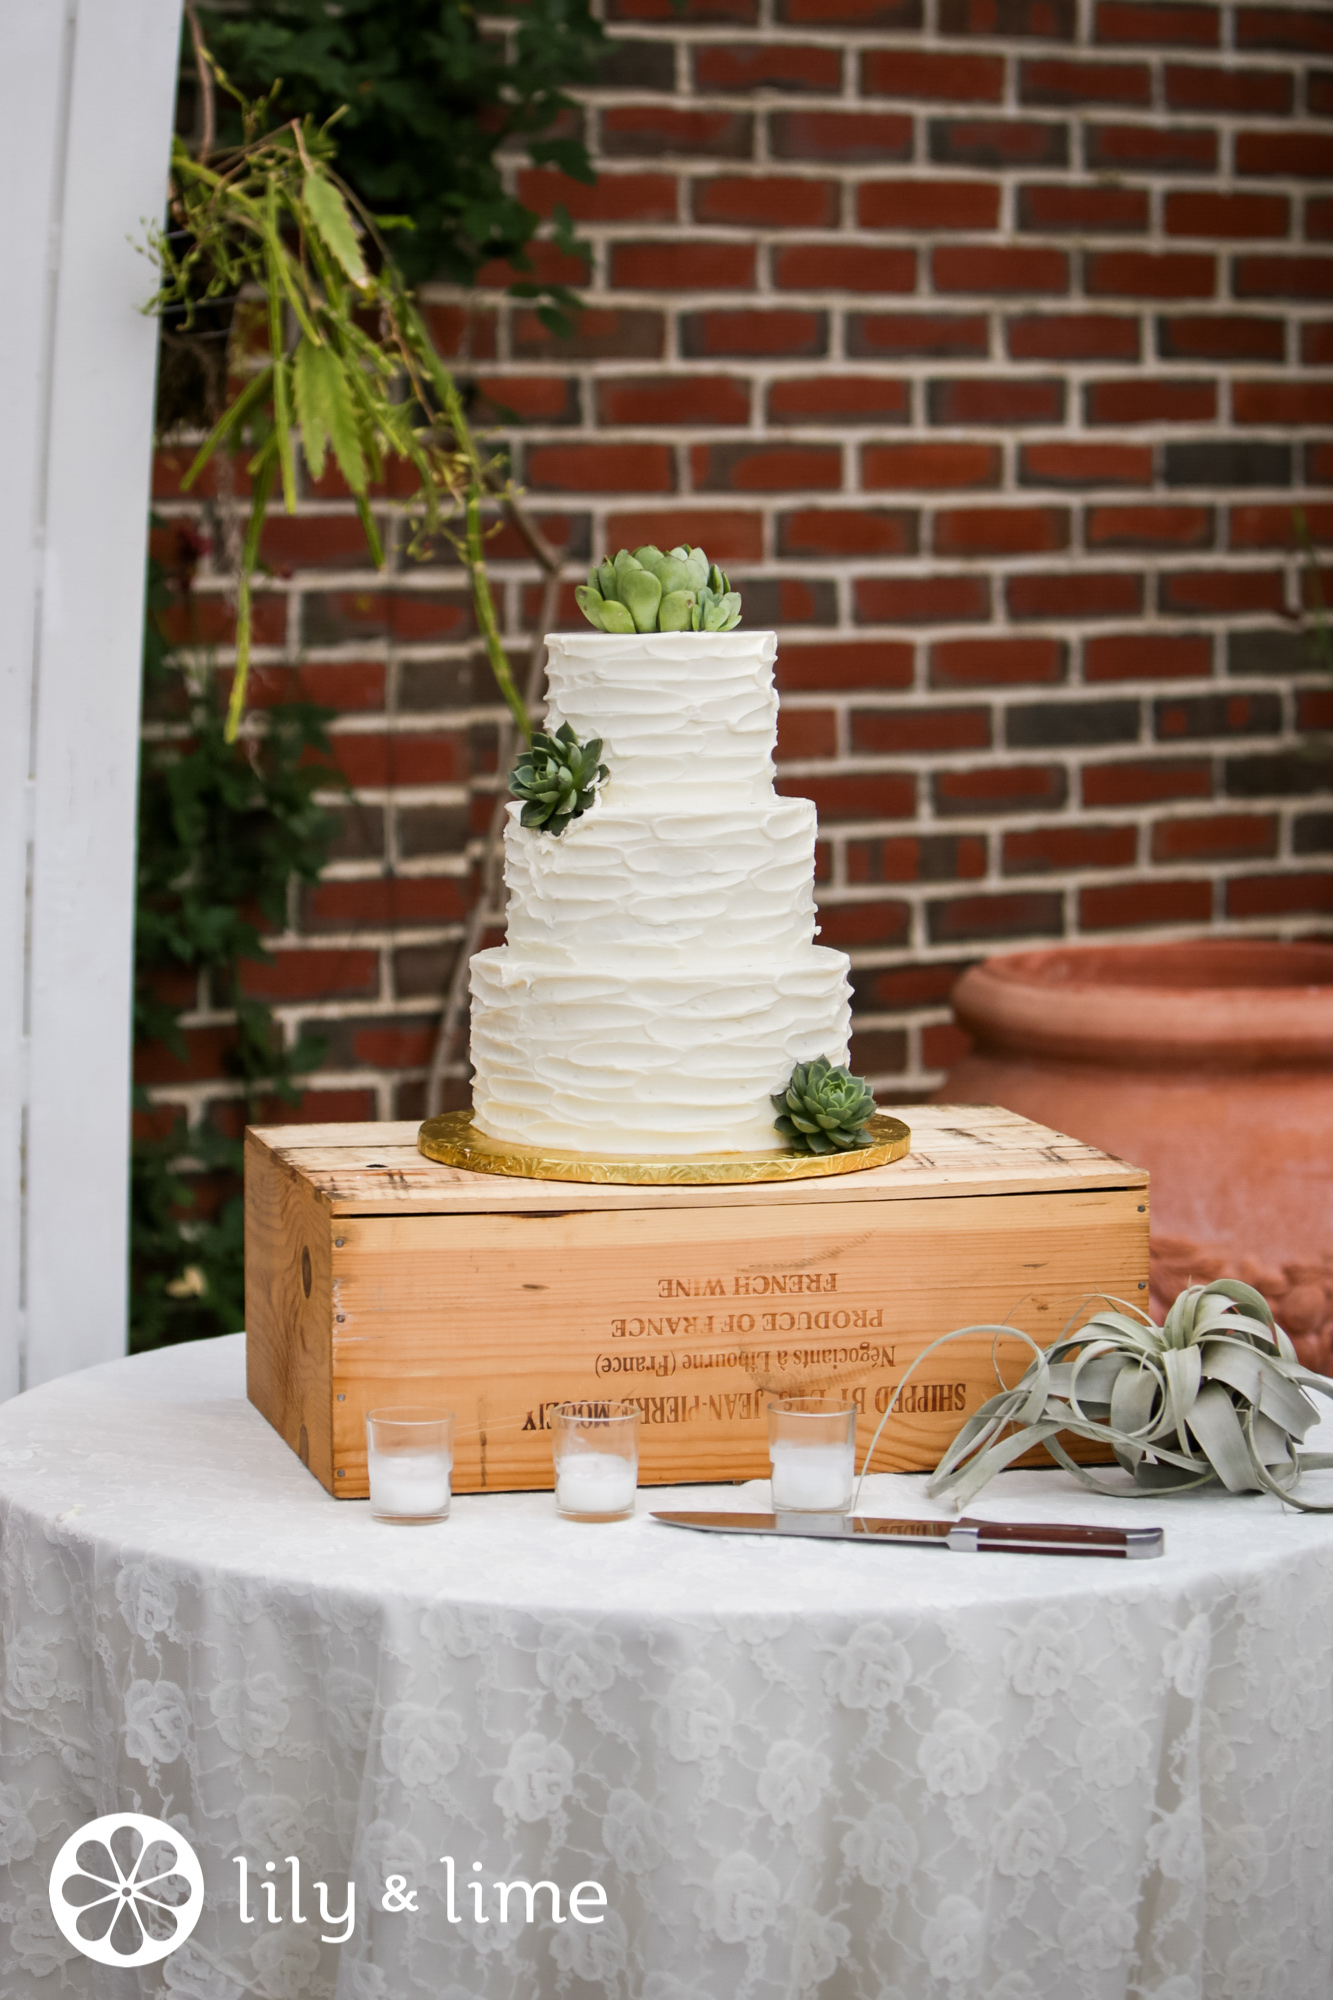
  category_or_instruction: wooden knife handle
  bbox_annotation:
[958,1520,1164,1559]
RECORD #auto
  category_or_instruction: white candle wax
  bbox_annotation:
[555,1451,637,1517]
[769,1440,855,1513]
[368,1448,451,1518]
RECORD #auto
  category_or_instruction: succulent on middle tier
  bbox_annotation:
[575,545,743,635]
[509,722,608,837]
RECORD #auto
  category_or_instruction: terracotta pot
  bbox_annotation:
[937,940,1333,1371]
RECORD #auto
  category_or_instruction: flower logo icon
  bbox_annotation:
[48,1812,204,1967]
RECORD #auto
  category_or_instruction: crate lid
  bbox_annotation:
[246,1105,1148,1217]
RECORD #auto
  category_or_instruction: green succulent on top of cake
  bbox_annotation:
[508,722,608,837]
[575,545,743,635]
[773,1057,878,1155]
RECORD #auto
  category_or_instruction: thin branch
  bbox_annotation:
[1294,507,1333,677]
[184,0,216,161]
[465,486,532,741]
[497,486,563,576]
[424,558,562,1118]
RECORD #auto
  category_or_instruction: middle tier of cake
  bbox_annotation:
[500,796,823,966]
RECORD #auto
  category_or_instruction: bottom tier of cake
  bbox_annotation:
[469,945,852,1155]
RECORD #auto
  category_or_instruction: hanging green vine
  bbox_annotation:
[145,34,538,742]
[131,539,343,1349]
[132,9,590,1339]
[191,0,603,300]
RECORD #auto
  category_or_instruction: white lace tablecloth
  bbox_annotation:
[2,1336,1332,2000]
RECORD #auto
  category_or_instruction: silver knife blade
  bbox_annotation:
[650,1512,1164,1559]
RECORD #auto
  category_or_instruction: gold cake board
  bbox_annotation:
[417,1109,911,1186]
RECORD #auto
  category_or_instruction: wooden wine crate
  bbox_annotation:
[244,1106,1148,1498]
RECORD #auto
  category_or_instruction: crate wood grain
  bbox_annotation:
[245,1106,1149,1498]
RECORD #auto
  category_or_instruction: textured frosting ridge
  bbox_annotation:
[501,797,820,967]
[544,629,779,804]
[469,629,854,1155]
[470,948,852,1154]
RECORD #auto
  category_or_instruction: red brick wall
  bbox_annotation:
[151,0,1333,1131]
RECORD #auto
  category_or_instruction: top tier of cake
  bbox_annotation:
[543,629,778,806]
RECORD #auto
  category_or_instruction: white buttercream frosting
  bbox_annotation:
[469,629,854,1156]
[501,796,820,967]
[470,949,851,1154]
[544,629,779,805]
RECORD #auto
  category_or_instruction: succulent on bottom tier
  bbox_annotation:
[576,545,742,635]
[508,723,608,836]
[773,1057,878,1155]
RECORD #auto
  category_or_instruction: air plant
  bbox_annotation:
[855,1278,1333,1514]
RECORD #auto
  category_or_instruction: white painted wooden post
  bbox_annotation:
[0,0,183,1393]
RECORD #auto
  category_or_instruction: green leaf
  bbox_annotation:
[303,168,369,287]
[225,440,280,743]
[1204,1340,1318,1438]
[270,349,298,516]
[575,584,608,630]
[1161,1345,1203,1455]
[653,556,695,597]
[1187,1381,1262,1492]
[354,493,384,570]
[598,598,635,634]
[658,589,695,632]
[619,567,662,632]
[302,338,366,496]
[292,339,328,483]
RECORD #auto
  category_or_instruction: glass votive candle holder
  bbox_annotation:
[552,1401,640,1522]
[365,1408,454,1524]
[768,1397,858,1514]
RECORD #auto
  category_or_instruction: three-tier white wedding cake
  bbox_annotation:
[468,629,852,1155]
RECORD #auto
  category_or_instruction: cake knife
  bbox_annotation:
[650,1512,1164,1559]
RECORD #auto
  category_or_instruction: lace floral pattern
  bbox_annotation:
[2,1337,1333,1998]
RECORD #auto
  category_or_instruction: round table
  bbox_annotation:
[2,1338,1332,2000]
